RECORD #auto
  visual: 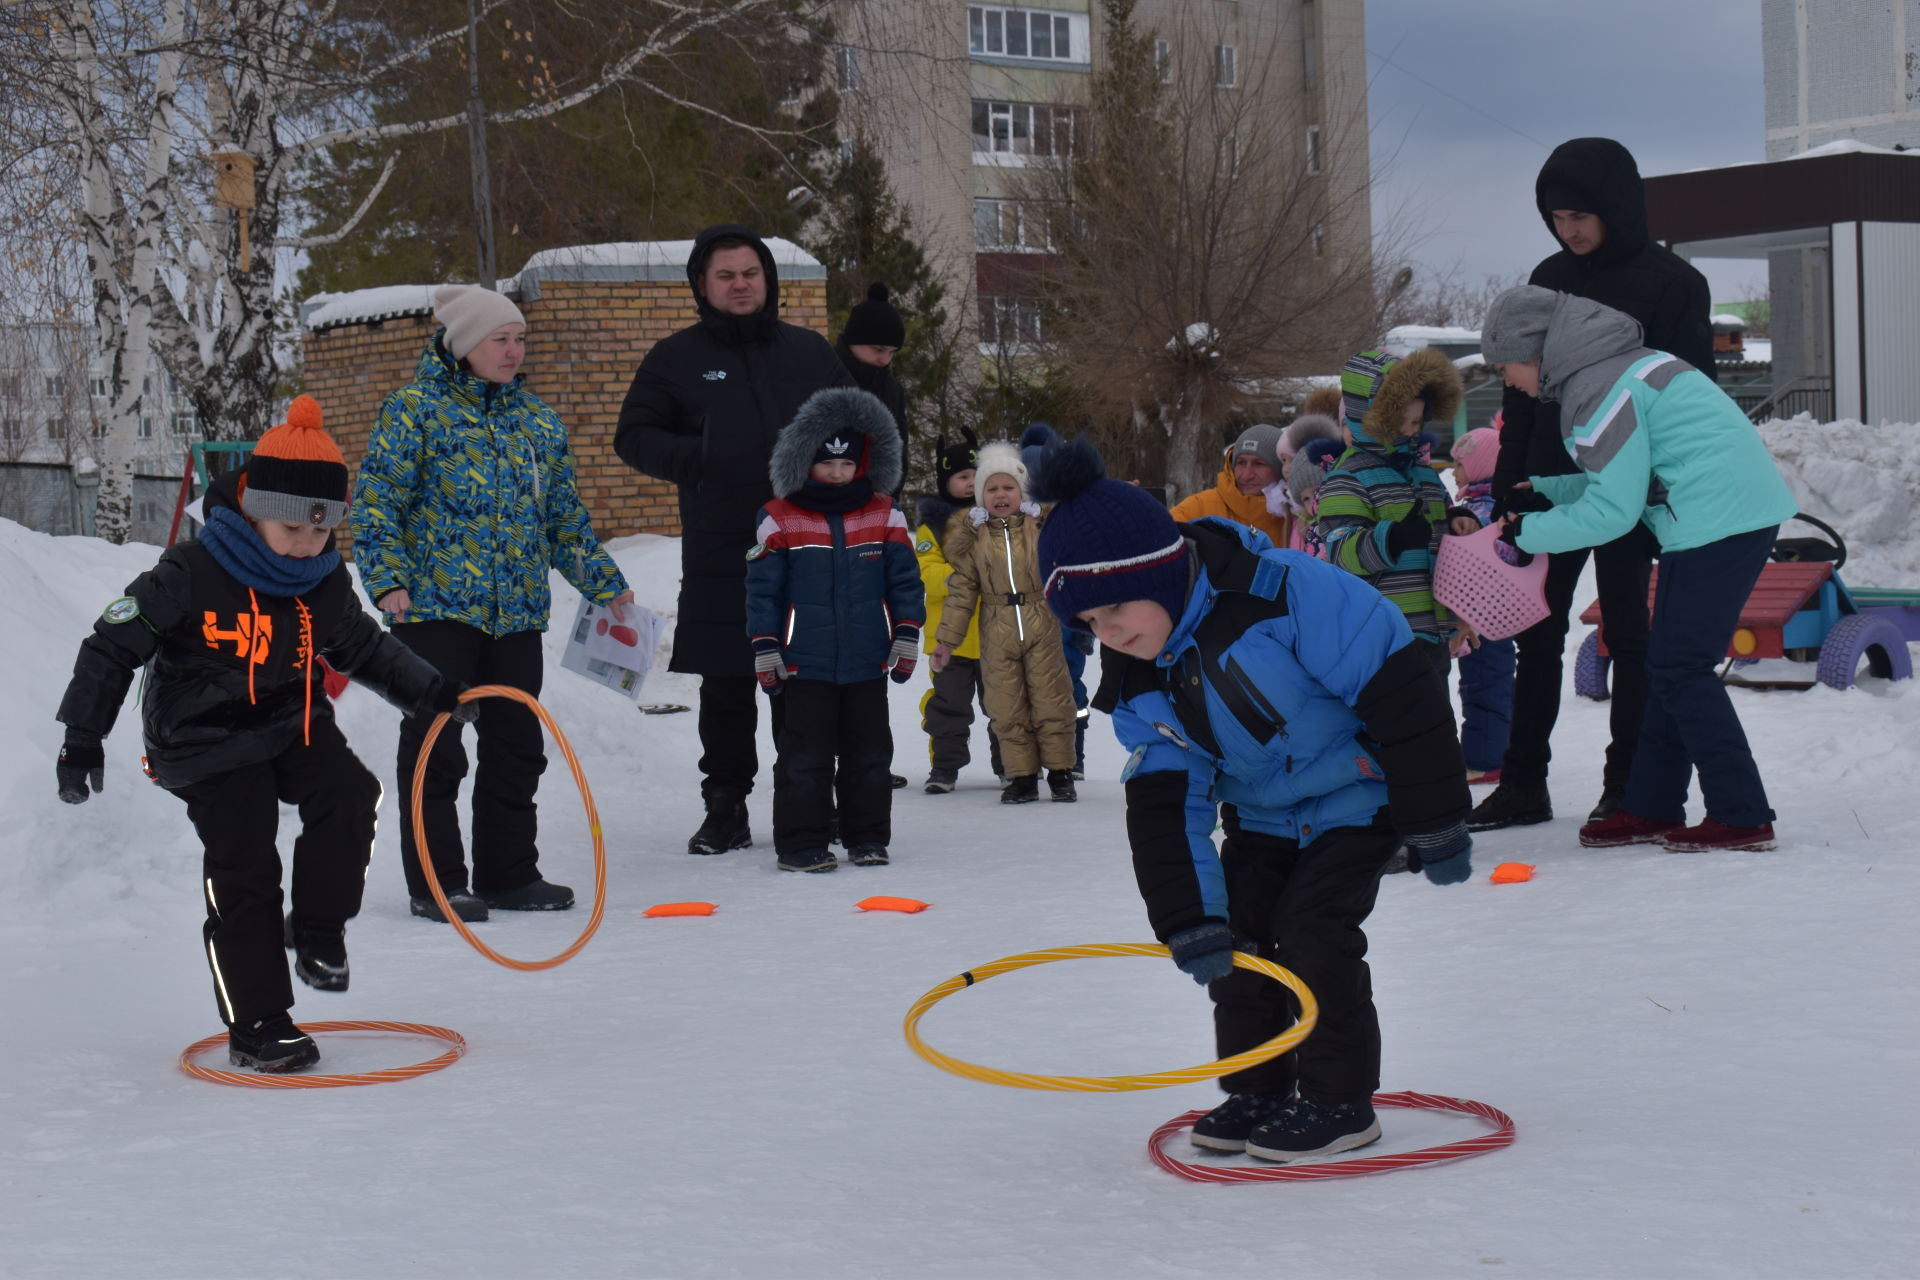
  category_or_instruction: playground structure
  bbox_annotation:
[1575,517,1918,696]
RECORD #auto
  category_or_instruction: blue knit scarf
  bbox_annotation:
[198,506,339,596]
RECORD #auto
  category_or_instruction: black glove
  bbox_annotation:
[430,681,482,724]
[1505,487,1555,515]
[1166,921,1237,986]
[56,734,105,805]
[1498,515,1536,567]
[1385,505,1432,557]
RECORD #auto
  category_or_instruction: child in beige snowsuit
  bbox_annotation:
[931,441,1079,803]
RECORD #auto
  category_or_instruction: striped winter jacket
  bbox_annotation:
[745,494,925,683]
[352,337,628,636]
[1314,438,1456,642]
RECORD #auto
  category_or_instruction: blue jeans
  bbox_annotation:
[1457,636,1515,772]
[1623,526,1777,827]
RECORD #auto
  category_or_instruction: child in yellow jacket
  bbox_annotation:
[931,440,1078,803]
[914,431,1003,792]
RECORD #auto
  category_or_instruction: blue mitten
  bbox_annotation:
[1166,921,1236,986]
[1405,822,1473,885]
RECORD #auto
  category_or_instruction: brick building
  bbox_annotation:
[299,240,831,545]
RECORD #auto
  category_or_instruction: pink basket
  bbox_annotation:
[1433,523,1549,642]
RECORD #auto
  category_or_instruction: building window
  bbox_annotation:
[89,376,107,401]
[1305,124,1323,175]
[1215,44,1237,88]
[44,374,63,398]
[139,414,153,439]
[172,409,197,436]
[46,416,64,440]
[979,295,1044,348]
[973,198,1056,251]
[1311,222,1326,256]
[0,418,19,440]
[969,5,1081,63]
[1155,39,1171,83]
[1218,135,1239,179]
[971,99,1080,160]
[1302,32,1319,91]
[835,46,861,92]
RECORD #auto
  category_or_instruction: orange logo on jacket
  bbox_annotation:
[203,611,271,662]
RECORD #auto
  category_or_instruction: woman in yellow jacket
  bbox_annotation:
[1169,423,1293,548]
[914,432,1002,793]
[931,441,1078,803]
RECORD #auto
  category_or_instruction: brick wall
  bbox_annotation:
[302,271,830,549]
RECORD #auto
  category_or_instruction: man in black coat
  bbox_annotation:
[616,225,851,853]
[1472,137,1718,833]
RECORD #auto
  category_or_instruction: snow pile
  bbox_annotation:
[1758,416,1920,588]
[302,284,440,331]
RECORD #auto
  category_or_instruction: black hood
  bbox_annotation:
[1534,137,1650,267]
[686,224,780,343]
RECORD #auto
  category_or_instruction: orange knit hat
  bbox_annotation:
[242,395,349,526]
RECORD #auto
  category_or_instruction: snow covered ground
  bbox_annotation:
[3,421,1917,1279]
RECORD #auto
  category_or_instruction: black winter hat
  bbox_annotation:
[841,282,906,349]
[936,427,979,495]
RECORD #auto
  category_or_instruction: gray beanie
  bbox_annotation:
[434,284,526,361]
[1230,423,1285,473]
[1480,285,1560,365]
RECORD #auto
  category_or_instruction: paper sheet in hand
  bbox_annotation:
[559,599,660,700]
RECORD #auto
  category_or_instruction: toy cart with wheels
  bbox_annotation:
[1574,514,1917,696]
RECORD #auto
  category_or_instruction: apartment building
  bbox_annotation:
[829,0,1369,372]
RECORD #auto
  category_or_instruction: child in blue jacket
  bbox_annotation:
[1483,286,1798,853]
[747,388,926,872]
[1033,436,1474,1164]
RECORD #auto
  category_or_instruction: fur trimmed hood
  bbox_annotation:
[1344,347,1463,446]
[769,387,904,497]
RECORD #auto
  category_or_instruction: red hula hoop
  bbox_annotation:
[1149,1090,1516,1183]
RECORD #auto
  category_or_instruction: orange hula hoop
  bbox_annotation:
[410,684,606,970]
[179,1020,466,1089]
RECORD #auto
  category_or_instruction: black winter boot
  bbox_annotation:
[1588,786,1626,823]
[479,878,575,911]
[1047,769,1077,802]
[228,1014,320,1074]
[1245,1097,1381,1163]
[284,914,349,992]
[410,890,489,923]
[1000,776,1040,804]
[1073,716,1087,781]
[1190,1091,1298,1152]
[1466,783,1553,831]
[689,791,752,855]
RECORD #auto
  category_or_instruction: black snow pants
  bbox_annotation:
[773,678,893,854]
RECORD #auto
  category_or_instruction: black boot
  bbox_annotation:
[1000,775,1040,804]
[1047,769,1077,802]
[1467,783,1554,831]
[284,914,349,992]
[228,1014,320,1074]
[1588,786,1626,823]
[689,790,751,855]
[1073,716,1087,781]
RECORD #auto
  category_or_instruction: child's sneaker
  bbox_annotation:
[1465,768,1502,786]
[1663,818,1776,852]
[1189,1091,1297,1152]
[1578,810,1680,848]
[478,878,575,911]
[777,847,838,873]
[1245,1097,1381,1163]
[1000,776,1039,804]
[924,768,957,794]
[409,890,489,923]
[283,915,349,992]
[1047,769,1077,802]
[847,843,890,866]
[228,1014,320,1074]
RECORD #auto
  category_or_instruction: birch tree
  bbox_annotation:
[2,0,830,542]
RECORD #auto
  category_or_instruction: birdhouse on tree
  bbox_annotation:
[210,149,258,271]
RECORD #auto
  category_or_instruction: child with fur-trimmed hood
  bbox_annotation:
[930,440,1079,803]
[746,387,925,872]
[1315,348,1478,675]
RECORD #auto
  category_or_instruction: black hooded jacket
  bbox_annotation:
[615,225,852,676]
[55,470,446,788]
[1493,138,1717,501]
[835,339,908,497]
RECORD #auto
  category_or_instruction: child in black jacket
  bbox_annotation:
[54,397,467,1073]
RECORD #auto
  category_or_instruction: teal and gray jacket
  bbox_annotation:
[1513,296,1797,556]
[352,336,628,635]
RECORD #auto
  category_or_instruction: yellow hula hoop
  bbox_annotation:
[903,942,1318,1092]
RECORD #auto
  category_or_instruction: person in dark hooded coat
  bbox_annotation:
[616,225,852,855]
[1473,137,1717,835]
[834,282,910,496]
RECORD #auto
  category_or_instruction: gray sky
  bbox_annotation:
[1364,0,1765,308]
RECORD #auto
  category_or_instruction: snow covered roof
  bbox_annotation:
[1787,139,1918,161]
[301,285,441,333]
[1711,313,1748,327]
[516,238,825,299]
[1383,325,1481,355]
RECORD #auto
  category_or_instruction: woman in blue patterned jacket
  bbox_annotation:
[352,285,631,922]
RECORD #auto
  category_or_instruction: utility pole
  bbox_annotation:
[465,0,497,288]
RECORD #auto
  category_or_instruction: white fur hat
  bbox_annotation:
[433,284,526,361]
[974,440,1027,492]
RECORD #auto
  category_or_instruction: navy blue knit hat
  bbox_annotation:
[1032,436,1191,633]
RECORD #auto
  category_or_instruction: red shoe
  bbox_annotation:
[1578,810,1681,848]
[1466,768,1502,786]
[1663,819,1776,852]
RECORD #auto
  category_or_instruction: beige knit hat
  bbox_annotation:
[433,284,526,360]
